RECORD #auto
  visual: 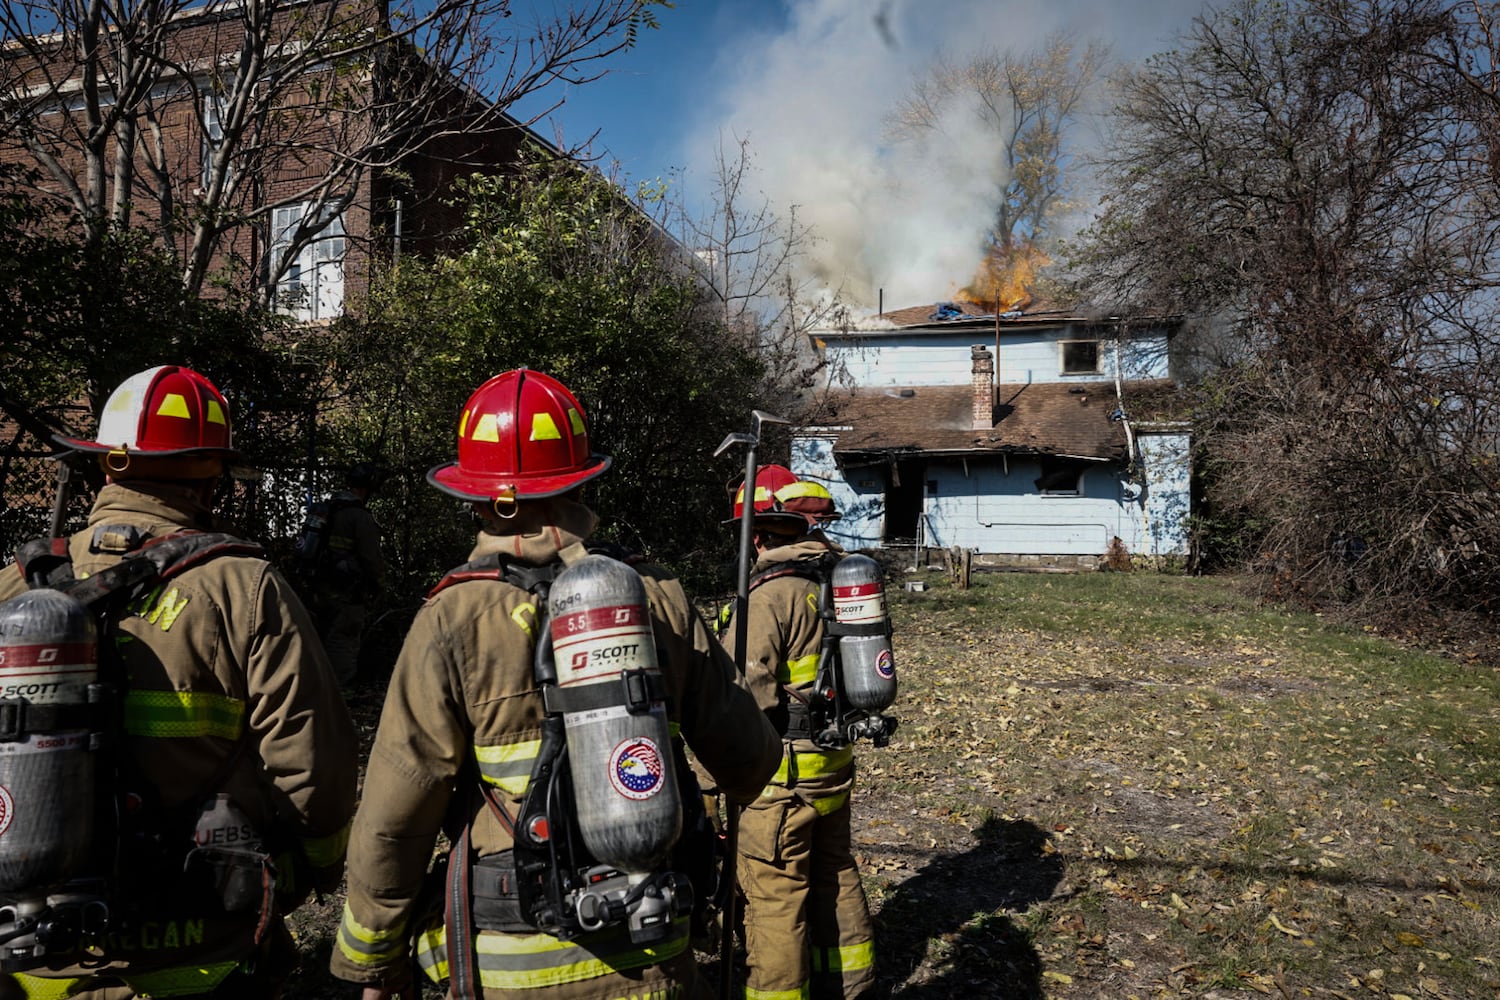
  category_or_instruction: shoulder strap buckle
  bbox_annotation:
[0,699,26,741]
[15,537,75,590]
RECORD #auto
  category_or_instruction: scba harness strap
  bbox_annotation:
[744,552,895,748]
[4,531,266,748]
[745,550,841,595]
[745,553,841,742]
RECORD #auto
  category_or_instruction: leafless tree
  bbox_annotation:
[671,134,846,421]
[0,0,664,300]
[1072,0,1500,613]
[886,33,1106,307]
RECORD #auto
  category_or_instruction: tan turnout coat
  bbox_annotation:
[0,481,358,994]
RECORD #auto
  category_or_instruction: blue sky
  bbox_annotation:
[512,0,1214,311]
[514,0,784,186]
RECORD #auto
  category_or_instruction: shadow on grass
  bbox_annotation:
[875,816,1064,999]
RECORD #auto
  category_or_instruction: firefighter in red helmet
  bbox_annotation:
[330,369,780,999]
[0,365,357,999]
[721,466,877,1000]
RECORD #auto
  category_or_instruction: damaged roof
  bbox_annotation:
[805,379,1184,461]
[826,300,1179,337]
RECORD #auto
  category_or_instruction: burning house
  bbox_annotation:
[792,286,1191,569]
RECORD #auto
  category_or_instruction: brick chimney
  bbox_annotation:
[971,344,994,429]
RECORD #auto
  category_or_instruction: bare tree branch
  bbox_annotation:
[1071,0,1500,611]
[1,0,664,298]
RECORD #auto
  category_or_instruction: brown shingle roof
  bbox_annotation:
[808,380,1180,461]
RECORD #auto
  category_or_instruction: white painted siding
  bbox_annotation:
[828,335,977,386]
[790,443,1194,559]
[924,461,1131,555]
[1138,431,1192,556]
[791,435,884,551]
[825,325,1172,386]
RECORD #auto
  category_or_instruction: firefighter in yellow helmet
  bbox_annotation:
[0,366,358,999]
[721,467,877,999]
[329,369,780,999]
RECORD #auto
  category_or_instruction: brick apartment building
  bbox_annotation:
[0,0,545,321]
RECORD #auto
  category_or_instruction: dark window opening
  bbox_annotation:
[1061,340,1100,375]
[884,460,925,542]
[1035,457,1087,496]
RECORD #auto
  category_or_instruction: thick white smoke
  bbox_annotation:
[678,0,1208,314]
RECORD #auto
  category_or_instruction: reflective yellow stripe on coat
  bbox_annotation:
[416,920,690,990]
[770,746,853,785]
[124,689,244,739]
[8,974,76,1000]
[767,745,853,812]
[474,739,540,795]
[778,653,820,686]
[337,903,409,967]
[473,725,679,795]
[123,962,242,997]
[12,961,241,998]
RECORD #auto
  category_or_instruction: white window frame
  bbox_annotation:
[270,202,346,322]
[201,90,227,187]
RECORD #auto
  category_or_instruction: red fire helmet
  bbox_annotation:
[725,464,799,524]
[427,369,611,505]
[55,366,237,461]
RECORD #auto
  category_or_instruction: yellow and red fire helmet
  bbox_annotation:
[773,479,842,525]
[727,464,799,523]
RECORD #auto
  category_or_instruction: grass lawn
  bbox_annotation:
[854,569,1498,999]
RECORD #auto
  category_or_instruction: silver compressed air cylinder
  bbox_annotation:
[0,589,98,892]
[832,554,898,712]
[547,555,681,874]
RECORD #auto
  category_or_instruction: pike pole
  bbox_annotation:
[712,409,788,1000]
[47,452,75,539]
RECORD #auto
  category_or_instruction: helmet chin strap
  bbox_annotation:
[99,452,228,483]
[753,526,802,551]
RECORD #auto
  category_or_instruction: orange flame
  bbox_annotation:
[957,243,1050,313]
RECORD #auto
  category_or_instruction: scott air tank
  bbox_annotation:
[831,554,898,712]
[548,555,681,874]
[0,589,98,892]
